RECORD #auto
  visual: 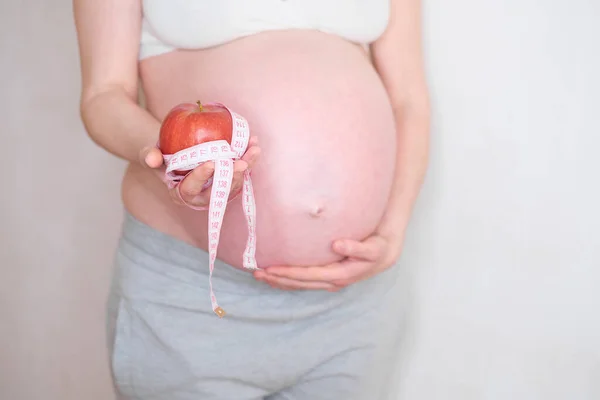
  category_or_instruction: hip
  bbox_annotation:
[106,212,403,398]
[107,210,401,329]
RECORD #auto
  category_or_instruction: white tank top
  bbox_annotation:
[139,0,391,59]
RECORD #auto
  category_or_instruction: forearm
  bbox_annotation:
[80,88,160,164]
[378,102,431,238]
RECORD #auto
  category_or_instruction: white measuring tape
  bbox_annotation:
[161,103,258,318]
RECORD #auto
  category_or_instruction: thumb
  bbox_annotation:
[332,237,384,262]
[139,146,163,169]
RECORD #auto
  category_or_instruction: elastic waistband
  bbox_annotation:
[118,211,261,292]
[116,211,400,314]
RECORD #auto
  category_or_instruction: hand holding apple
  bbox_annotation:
[140,101,261,209]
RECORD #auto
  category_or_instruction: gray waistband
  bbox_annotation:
[115,211,400,313]
[118,211,260,289]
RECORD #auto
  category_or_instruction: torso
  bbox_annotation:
[124,8,397,269]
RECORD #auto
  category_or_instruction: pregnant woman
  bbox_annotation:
[74,0,430,399]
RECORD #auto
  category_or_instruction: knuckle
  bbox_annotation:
[179,185,195,198]
[235,162,247,172]
[199,163,214,176]
[197,169,212,181]
[182,178,204,196]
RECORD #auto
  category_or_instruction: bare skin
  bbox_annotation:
[74,0,430,292]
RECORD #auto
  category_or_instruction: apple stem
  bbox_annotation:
[197,101,203,112]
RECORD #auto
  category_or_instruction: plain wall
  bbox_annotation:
[1,1,598,399]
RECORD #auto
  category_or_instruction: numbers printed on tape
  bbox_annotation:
[162,103,258,317]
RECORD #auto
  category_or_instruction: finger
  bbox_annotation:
[234,159,249,174]
[168,185,185,206]
[174,186,211,209]
[242,146,261,169]
[260,276,294,291]
[332,237,385,262]
[255,270,338,291]
[140,146,163,169]
[329,271,376,288]
[229,160,248,194]
[269,276,339,291]
[263,261,371,283]
[248,136,259,147]
[177,162,214,200]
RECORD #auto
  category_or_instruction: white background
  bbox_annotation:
[1,1,598,399]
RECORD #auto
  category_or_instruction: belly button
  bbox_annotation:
[309,205,325,218]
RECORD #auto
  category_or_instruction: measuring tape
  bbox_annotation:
[161,103,258,318]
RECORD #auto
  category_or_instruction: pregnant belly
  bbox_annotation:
[139,30,397,268]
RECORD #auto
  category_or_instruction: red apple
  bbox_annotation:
[159,101,233,175]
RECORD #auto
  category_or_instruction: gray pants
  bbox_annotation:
[107,212,405,400]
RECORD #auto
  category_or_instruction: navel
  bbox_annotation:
[309,204,325,218]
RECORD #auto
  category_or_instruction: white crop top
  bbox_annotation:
[139,0,390,60]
